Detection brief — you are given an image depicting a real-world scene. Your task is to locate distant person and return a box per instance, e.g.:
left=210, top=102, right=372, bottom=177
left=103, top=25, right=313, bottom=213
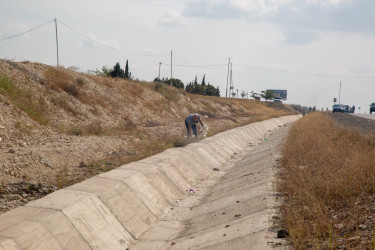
left=185, top=113, right=205, bottom=138
left=352, top=105, right=355, bottom=113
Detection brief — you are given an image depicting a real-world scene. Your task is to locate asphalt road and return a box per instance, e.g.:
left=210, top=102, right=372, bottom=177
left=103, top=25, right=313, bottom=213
left=352, top=113, right=375, bottom=121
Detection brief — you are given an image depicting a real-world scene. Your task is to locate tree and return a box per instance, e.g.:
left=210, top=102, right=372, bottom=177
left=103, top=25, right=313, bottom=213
left=166, top=78, right=184, bottom=89
left=241, top=91, right=246, bottom=98
left=215, top=87, right=220, bottom=97
left=185, top=76, right=220, bottom=96
left=193, top=84, right=205, bottom=94
left=101, top=66, right=111, bottom=76
left=186, top=76, right=204, bottom=94
left=110, top=62, right=125, bottom=78
left=87, top=65, right=111, bottom=76
left=124, top=60, right=132, bottom=79
left=153, top=77, right=162, bottom=82
left=201, top=74, right=206, bottom=86
left=260, top=90, right=275, bottom=101
left=205, top=84, right=217, bottom=96
left=185, top=82, right=194, bottom=93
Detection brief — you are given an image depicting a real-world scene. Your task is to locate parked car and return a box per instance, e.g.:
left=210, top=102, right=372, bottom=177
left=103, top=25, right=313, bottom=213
left=332, top=104, right=345, bottom=113
left=273, top=97, right=282, bottom=103
left=370, top=103, right=375, bottom=114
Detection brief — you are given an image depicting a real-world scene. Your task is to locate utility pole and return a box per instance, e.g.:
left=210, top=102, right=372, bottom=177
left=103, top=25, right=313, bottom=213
left=54, top=18, right=59, bottom=67
left=229, top=63, right=233, bottom=97
left=158, top=62, right=162, bottom=79
left=170, top=50, right=173, bottom=79
left=339, top=81, right=342, bottom=104
left=226, top=58, right=230, bottom=98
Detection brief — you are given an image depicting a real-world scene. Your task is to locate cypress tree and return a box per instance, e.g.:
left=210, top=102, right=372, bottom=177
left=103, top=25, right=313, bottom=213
left=124, top=60, right=129, bottom=79
left=201, top=74, right=206, bottom=86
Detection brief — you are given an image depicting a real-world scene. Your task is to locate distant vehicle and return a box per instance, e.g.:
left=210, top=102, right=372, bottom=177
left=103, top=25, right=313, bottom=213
left=273, top=97, right=282, bottom=103
left=332, top=104, right=345, bottom=113
left=370, top=103, right=375, bottom=114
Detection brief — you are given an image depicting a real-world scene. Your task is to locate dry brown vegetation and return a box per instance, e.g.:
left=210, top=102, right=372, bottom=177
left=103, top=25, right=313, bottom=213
left=278, top=112, right=375, bottom=249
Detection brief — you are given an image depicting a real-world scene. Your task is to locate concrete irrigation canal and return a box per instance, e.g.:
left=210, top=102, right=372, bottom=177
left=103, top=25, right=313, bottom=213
left=0, top=115, right=300, bottom=250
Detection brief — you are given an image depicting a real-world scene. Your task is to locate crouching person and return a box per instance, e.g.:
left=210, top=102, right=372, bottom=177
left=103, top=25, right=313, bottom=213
left=185, top=113, right=205, bottom=138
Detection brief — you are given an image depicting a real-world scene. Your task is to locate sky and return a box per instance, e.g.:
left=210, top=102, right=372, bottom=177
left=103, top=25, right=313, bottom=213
left=1, top=0, right=375, bottom=112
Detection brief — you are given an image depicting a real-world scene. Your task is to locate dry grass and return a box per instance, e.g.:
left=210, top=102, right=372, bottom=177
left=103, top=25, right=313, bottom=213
left=56, top=133, right=184, bottom=188
left=45, top=68, right=106, bottom=107
left=154, top=82, right=182, bottom=102
left=0, top=75, right=49, bottom=126
left=45, top=68, right=80, bottom=97
left=278, top=112, right=375, bottom=249
left=51, top=96, right=79, bottom=116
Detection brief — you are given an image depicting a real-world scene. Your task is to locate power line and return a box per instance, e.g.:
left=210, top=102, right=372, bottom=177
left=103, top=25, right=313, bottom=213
left=173, top=54, right=194, bottom=66
left=132, top=63, right=159, bottom=72
left=233, top=63, right=375, bottom=79
left=56, top=19, right=169, bottom=57
left=2, top=19, right=375, bottom=82
left=0, top=19, right=54, bottom=42
left=169, top=52, right=228, bottom=69
left=162, top=62, right=227, bottom=68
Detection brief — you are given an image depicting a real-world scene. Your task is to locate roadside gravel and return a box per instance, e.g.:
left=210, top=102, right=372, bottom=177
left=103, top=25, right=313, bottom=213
left=327, top=113, right=375, bottom=139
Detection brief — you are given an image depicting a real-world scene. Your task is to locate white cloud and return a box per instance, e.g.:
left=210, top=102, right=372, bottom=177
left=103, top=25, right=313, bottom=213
left=182, top=0, right=375, bottom=45
left=289, top=7, right=301, bottom=12
left=348, top=63, right=375, bottom=75
left=81, top=34, right=120, bottom=50
left=183, top=0, right=287, bottom=19
left=159, top=11, right=187, bottom=28
left=142, top=48, right=159, bottom=56
left=306, top=0, right=352, bottom=7
left=282, top=27, right=320, bottom=44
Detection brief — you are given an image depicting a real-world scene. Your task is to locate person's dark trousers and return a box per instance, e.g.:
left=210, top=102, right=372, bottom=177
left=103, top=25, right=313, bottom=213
left=185, top=120, right=197, bottom=137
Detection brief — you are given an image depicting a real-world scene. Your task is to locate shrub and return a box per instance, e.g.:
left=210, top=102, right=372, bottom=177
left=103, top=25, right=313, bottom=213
left=155, top=82, right=164, bottom=91
left=166, top=78, right=184, bottom=89
left=63, top=83, right=79, bottom=97
left=45, top=68, right=80, bottom=97
left=75, top=77, right=85, bottom=86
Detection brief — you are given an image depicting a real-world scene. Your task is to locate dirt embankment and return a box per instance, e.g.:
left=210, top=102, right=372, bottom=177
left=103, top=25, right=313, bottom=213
left=0, top=59, right=297, bottom=214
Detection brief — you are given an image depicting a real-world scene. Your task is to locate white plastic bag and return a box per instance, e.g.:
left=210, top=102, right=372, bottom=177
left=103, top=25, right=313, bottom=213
left=200, top=126, right=208, bottom=138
